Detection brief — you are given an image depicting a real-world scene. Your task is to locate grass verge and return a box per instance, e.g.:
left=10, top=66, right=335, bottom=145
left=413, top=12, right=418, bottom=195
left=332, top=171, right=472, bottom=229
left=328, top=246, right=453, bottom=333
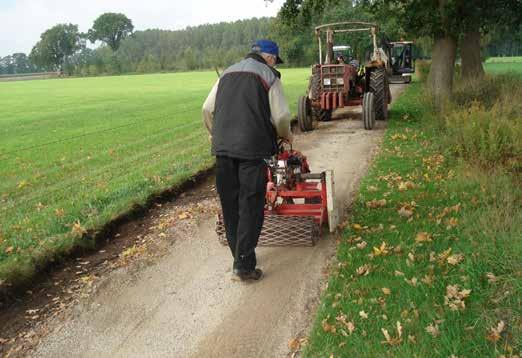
left=304, top=82, right=521, bottom=357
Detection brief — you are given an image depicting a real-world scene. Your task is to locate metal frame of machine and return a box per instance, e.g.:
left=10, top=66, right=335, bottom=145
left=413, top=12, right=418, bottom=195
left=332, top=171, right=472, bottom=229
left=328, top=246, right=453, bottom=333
left=216, top=143, right=337, bottom=247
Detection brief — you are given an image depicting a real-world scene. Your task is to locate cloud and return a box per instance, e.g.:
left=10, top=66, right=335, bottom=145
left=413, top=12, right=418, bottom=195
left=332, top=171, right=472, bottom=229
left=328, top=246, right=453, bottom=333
left=0, top=0, right=284, bottom=56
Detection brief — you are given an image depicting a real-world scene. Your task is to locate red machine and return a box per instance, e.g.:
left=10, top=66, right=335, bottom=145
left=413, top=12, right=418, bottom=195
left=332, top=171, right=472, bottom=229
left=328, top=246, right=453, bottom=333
left=216, top=142, right=337, bottom=246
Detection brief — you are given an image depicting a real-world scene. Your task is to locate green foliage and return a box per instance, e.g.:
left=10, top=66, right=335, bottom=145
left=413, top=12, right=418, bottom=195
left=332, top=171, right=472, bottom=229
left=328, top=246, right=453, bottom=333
left=415, top=59, right=431, bottom=82
left=444, top=74, right=522, bottom=172
left=88, top=13, right=134, bottom=51
left=29, top=24, right=83, bottom=70
left=73, top=18, right=274, bottom=75
left=0, top=53, right=41, bottom=75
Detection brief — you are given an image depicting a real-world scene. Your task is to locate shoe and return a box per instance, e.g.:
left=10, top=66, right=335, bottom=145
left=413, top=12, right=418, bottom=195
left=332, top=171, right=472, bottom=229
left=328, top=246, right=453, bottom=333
left=232, top=268, right=263, bottom=282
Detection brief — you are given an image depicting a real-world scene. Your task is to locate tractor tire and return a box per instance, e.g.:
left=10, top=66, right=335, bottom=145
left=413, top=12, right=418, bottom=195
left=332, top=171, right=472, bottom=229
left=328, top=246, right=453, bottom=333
left=362, top=92, right=376, bottom=130
left=298, top=96, right=313, bottom=132
left=310, top=68, right=321, bottom=101
left=370, top=68, right=389, bottom=121
left=313, top=108, right=332, bottom=122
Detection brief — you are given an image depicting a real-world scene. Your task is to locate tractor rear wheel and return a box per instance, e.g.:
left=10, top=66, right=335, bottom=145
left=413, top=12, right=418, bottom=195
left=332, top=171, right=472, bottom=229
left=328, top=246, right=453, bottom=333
left=362, top=92, right=376, bottom=130
left=370, top=68, right=389, bottom=121
left=298, top=96, right=313, bottom=132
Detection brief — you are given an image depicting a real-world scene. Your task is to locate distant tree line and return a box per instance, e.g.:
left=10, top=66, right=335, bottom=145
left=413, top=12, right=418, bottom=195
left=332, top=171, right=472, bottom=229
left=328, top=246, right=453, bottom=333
left=1, top=5, right=521, bottom=77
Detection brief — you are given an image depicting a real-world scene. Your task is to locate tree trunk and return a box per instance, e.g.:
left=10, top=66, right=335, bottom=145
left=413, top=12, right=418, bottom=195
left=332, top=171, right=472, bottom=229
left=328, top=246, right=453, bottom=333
left=428, top=35, right=457, bottom=107
left=461, top=30, right=484, bottom=81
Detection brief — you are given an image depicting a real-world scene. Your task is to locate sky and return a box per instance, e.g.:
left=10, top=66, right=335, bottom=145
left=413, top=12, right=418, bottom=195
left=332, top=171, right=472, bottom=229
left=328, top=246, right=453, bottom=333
left=0, top=0, right=286, bottom=57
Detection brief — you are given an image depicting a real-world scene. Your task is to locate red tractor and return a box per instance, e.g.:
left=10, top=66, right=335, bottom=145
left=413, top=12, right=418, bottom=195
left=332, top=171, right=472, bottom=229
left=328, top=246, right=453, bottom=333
left=297, top=22, right=391, bottom=131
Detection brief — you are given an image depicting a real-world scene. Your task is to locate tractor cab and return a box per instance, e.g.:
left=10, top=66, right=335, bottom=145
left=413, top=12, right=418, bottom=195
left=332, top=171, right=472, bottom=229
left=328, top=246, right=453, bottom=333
left=390, top=41, right=414, bottom=83
left=333, top=45, right=351, bottom=64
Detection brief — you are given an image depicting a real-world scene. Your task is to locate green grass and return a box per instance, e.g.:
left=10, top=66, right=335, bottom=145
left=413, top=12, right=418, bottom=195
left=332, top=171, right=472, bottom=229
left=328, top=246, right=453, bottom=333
left=0, top=68, right=309, bottom=284
left=484, top=56, right=522, bottom=74
left=304, top=82, right=521, bottom=357
left=486, top=56, right=522, bottom=63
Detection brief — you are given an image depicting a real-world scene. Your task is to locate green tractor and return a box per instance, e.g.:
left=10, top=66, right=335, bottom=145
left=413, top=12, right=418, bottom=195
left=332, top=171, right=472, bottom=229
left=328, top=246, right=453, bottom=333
left=297, top=22, right=391, bottom=132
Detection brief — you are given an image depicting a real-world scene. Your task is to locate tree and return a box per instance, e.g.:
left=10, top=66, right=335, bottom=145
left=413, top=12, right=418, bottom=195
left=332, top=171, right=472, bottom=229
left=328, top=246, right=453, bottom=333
left=29, top=24, right=83, bottom=70
left=88, top=13, right=134, bottom=51
left=459, top=0, right=522, bottom=80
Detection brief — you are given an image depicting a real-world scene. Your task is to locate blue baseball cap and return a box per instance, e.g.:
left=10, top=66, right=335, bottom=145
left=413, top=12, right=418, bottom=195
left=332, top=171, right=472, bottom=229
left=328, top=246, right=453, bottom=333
left=252, top=39, right=284, bottom=64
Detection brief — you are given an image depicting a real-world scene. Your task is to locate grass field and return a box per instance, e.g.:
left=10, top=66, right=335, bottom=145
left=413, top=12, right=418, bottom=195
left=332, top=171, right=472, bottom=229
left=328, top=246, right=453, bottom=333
left=485, top=56, right=522, bottom=74
left=0, top=68, right=309, bottom=284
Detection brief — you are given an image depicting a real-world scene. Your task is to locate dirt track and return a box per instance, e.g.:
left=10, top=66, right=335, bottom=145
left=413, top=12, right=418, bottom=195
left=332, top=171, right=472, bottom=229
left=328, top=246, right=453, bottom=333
left=32, top=84, right=406, bottom=357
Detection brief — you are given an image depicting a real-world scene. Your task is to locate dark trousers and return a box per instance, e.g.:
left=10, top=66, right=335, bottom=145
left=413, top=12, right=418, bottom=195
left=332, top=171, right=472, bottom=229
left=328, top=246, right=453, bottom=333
left=216, top=156, right=267, bottom=271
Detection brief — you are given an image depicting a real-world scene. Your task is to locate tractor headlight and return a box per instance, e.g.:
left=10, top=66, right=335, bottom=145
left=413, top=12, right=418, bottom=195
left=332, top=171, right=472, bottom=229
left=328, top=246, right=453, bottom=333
left=337, top=78, right=344, bottom=85
left=323, top=78, right=331, bottom=86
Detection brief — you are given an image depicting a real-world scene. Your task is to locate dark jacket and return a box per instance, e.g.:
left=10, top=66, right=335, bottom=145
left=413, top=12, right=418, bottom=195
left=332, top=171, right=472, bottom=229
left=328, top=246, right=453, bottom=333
left=202, top=53, right=291, bottom=160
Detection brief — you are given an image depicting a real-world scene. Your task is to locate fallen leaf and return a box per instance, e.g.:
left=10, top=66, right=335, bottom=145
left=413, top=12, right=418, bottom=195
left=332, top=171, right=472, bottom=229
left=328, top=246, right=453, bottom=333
left=408, top=335, right=416, bottom=343
left=421, top=274, right=434, bottom=285
left=486, top=272, right=497, bottom=283
left=352, top=223, right=362, bottom=231
left=359, top=310, right=368, bottom=319
left=335, top=313, right=355, bottom=335
left=366, top=199, right=387, bottom=209
left=178, top=212, right=190, bottom=220
left=447, top=254, right=464, bottom=266
left=322, top=318, right=336, bottom=333
left=17, top=180, right=29, bottom=189
left=356, top=264, right=370, bottom=276
left=415, top=232, right=432, bottom=243
left=444, top=284, right=471, bottom=311
left=373, top=241, right=390, bottom=256
left=71, top=221, right=86, bottom=236
left=347, top=321, right=355, bottom=334
left=356, top=241, right=368, bottom=250
left=5, top=246, right=14, bottom=254
left=288, top=338, right=300, bottom=351
left=382, top=287, right=391, bottom=295
left=381, top=321, right=403, bottom=345
left=486, top=320, right=505, bottom=342
left=394, top=270, right=405, bottom=277
left=398, top=181, right=415, bottom=191
left=405, top=277, right=418, bottom=287
left=438, top=248, right=452, bottom=265
left=426, top=323, right=440, bottom=337
left=398, top=206, right=414, bottom=218
left=55, top=208, right=65, bottom=218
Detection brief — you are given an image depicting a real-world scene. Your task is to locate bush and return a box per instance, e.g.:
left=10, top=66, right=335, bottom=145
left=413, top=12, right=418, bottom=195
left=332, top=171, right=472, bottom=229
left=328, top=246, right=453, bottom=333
left=452, top=73, right=522, bottom=108
left=415, top=59, right=431, bottom=82
left=444, top=97, right=521, bottom=173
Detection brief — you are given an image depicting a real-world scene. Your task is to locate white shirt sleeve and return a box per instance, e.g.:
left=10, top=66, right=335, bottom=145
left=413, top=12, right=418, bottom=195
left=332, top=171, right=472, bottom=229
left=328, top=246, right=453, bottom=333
left=268, top=78, right=292, bottom=141
left=202, top=79, right=219, bottom=134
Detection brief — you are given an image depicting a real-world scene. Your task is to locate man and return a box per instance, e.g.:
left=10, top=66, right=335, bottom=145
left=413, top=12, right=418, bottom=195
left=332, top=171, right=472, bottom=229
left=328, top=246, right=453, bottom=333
left=202, top=39, right=292, bottom=282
